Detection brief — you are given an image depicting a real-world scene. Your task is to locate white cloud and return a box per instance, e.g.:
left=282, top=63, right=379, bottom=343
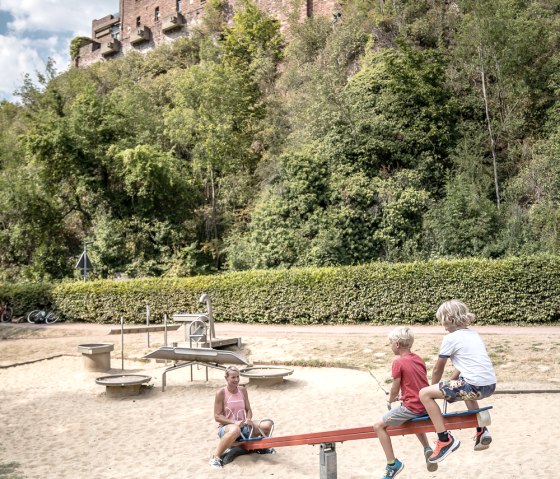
left=0, top=0, right=117, bottom=102
left=0, top=0, right=117, bottom=34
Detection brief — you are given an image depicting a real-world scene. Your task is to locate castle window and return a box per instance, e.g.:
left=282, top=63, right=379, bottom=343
left=177, top=0, right=182, bottom=12
left=110, top=23, right=120, bottom=40
left=136, top=16, right=141, bottom=27
left=155, top=7, right=160, bottom=22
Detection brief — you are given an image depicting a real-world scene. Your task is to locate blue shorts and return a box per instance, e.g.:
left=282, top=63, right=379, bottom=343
left=439, top=378, right=496, bottom=403
left=218, top=424, right=252, bottom=440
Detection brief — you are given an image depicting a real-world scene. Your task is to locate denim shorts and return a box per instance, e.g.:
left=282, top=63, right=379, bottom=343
left=439, top=378, right=496, bottom=403
left=218, top=424, right=252, bottom=440
left=382, top=404, right=427, bottom=427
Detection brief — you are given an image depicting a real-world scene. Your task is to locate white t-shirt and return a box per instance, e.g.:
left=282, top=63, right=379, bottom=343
left=439, top=328, right=497, bottom=387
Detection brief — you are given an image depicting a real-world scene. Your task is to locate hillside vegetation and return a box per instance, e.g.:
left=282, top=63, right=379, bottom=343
left=1, top=0, right=560, bottom=282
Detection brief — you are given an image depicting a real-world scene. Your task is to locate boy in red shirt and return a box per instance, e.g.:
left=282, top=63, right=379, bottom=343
left=373, top=327, right=436, bottom=479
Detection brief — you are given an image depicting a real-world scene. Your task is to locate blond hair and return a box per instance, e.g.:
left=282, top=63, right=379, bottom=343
left=225, top=366, right=239, bottom=378
left=388, top=326, right=415, bottom=349
left=436, top=300, right=475, bottom=327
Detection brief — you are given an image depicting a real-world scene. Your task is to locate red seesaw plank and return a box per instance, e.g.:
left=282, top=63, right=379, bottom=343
left=240, top=407, right=491, bottom=451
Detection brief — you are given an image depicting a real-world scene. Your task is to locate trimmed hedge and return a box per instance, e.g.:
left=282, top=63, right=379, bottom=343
left=1, top=255, right=559, bottom=325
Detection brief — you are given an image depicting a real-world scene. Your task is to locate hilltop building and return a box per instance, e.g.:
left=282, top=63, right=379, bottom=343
left=76, top=0, right=338, bottom=67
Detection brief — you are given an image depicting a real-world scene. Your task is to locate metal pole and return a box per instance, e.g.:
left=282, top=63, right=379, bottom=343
left=121, top=316, right=124, bottom=371
left=83, top=241, right=87, bottom=282
left=320, top=443, right=337, bottom=479
left=146, top=304, right=150, bottom=348
left=206, top=295, right=215, bottom=339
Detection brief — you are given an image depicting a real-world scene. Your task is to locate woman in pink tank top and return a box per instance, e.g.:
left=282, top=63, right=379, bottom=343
left=209, top=366, right=274, bottom=468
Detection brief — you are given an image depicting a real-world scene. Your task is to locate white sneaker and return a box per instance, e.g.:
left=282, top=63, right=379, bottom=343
left=209, top=456, right=223, bottom=468
left=474, top=427, right=492, bottom=451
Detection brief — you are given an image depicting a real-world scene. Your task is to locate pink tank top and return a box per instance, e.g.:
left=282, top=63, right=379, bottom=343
left=221, top=387, right=246, bottom=425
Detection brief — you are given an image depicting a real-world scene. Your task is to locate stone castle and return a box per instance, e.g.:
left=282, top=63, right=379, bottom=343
left=76, top=0, right=338, bottom=67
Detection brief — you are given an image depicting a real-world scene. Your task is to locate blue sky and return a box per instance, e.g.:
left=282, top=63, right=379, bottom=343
left=0, top=0, right=118, bottom=102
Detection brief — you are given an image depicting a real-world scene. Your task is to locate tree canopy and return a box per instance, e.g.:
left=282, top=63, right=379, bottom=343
left=2, top=0, right=560, bottom=281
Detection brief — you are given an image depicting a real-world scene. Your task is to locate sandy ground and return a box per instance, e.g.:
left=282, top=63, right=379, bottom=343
left=1, top=321, right=560, bottom=479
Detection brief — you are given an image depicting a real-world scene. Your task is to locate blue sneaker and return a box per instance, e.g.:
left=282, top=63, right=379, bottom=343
left=424, top=447, right=438, bottom=472
left=381, top=458, right=404, bottom=479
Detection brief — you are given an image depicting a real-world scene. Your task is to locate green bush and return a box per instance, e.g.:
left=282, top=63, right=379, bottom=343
left=1, top=255, right=558, bottom=325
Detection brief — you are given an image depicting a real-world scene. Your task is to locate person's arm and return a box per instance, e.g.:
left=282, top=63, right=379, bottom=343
left=388, top=376, right=401, bottom=404
left=213, top=388, right=228, bottom=424
left=431, top=357, right=448, bottom=385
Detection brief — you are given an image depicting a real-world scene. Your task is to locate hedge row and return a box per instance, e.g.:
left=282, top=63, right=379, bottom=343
left=1, top=255, right=558, bottom=325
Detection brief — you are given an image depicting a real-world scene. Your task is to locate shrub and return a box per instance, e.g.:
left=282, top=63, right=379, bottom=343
left=1, top=255, right=558, bottom=325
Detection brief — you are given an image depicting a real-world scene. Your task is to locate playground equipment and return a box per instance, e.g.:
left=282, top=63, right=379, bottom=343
left=238, top=366, right=294, bottom=385
left=144, top=346, right=249, bottom=390
left=172, top=293, right=241, bottom=349
left=95, top=374, right=152, bottom=397
left=77, top=343, right=114, bottom=372
left=237, top=406, right=493, bottom=479
left=144, top=346, right=294, bottom=390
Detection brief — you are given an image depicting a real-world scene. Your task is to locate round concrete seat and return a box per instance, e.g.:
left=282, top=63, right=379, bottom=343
left=96, top=374, right=152, bottom=397
left=239, top=366, right=294, bottom=385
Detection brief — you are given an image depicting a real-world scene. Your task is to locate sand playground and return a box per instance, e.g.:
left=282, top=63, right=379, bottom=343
left=1, top=321, right=560, bottom=479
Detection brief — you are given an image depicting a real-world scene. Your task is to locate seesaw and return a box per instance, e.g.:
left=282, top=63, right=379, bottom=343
left=237, top=406, right=492, bottom=478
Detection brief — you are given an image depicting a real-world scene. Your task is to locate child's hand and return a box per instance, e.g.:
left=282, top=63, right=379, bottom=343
left=386, top=401, right=392, bottom=411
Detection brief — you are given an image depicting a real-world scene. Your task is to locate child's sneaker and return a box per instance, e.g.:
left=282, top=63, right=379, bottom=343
left=428, top=433, right=460, bottom=463
left=423, top=447, right=438, bottom=472
left=381, top=458, right=404, bottom=479
left=474, top=427, right=492, bottom=451
left=209, top=456, right=223, bottom=468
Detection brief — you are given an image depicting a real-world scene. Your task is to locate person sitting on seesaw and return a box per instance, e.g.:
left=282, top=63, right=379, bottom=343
left=209, top=365, right=275, bottom=468
left=419, top=300, right=496, bottom=464
left=373, top=326, right=438, bottom=479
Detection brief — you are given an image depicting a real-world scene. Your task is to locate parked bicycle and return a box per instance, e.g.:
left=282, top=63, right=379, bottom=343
left=27, top=309, right=59, bottom=324
left=0, top=302, right=13, bottom=323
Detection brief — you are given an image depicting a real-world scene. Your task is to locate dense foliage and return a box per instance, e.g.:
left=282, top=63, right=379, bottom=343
left=1, top=0, right=560, bottom=281
left=1, top=256, right=557, bottom=324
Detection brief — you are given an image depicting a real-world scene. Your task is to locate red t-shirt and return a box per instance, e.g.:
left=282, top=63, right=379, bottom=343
left=392, top=352, right=429, bottom=414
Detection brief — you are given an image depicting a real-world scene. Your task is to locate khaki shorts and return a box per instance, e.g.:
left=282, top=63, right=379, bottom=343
left=382, top=404, right=427, bottom=427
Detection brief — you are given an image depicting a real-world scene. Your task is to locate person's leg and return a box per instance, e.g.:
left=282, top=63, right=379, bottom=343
left=415, top=433, right=438, bottom=472
left=419, top=384, right=460, bottom=463
left=374, top=407, right=415, bottom=479
left=213, top=424, right=241, bottom=458
left=464, top=398, right=479, bottom=410
left=251, top=419, right=276, bottom=455
left=415, top=432, right=429, bottom=449
left=253, top=419, right=273, bottom=437
left=465, top=394, right=492, bottom=451
left=374, top=421, right=396, bottom=462
left=419, top=385, right=446, bottom=432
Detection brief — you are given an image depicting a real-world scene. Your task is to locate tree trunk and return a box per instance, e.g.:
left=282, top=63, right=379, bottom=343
left=479, top=46, right=500, bottom=208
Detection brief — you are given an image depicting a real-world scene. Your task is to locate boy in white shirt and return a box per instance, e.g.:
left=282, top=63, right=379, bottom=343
left=419, top=300, right=497, bottom=464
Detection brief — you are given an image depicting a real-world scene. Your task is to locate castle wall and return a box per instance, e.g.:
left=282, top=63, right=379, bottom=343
left=75, top=0, right=337, bottom=67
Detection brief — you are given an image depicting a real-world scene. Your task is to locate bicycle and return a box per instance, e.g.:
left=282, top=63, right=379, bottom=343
left=0, top=302, right=13, bottom=323
left=27, top=309, right=59, bottom=324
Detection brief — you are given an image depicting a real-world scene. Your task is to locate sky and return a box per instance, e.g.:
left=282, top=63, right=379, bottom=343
left=0, top=0, right=118, bottom=102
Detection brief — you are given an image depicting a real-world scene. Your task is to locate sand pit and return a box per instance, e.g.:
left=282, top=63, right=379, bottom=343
left=1, top=322, right=559, bottom=478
